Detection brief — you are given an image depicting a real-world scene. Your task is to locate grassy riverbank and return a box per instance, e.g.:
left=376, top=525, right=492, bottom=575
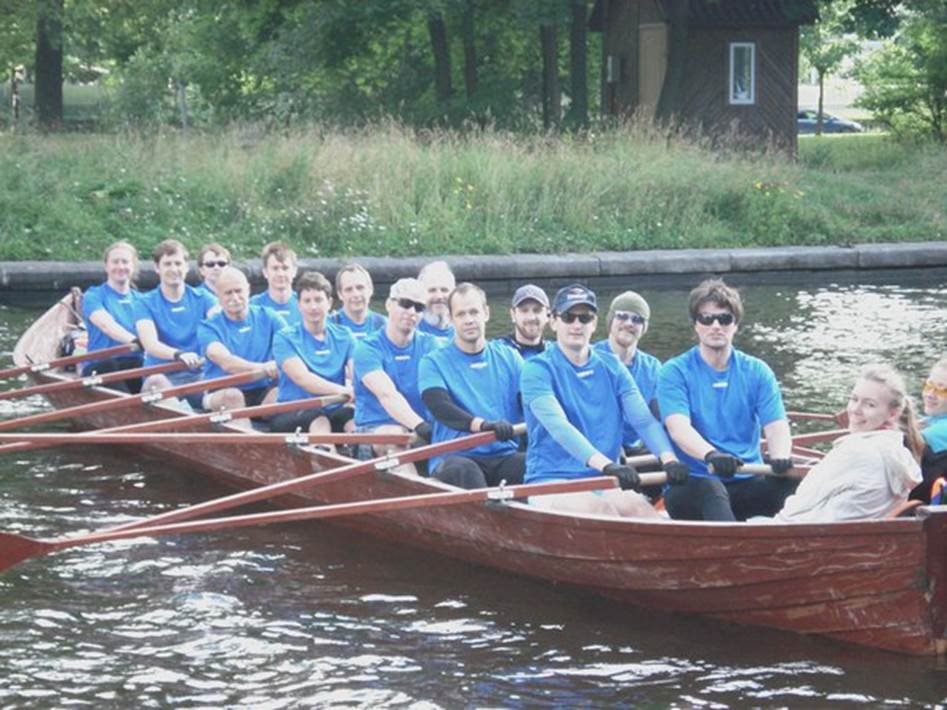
left=1, top=126, right=943, bottom=261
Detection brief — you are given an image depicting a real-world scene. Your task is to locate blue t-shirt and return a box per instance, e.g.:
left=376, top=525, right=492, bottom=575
left=250, top=291, right=300, bottom=327
left=329, top=309, right=387, bottom=340
left=194, top=282, right=218, bottom=301
left=353, top=330, right=445, bottom=428
left=497, top=334, right=551, bottom=360
left=419, top=340, right=524, bottom=472
left=521, top=346, right=638, bottom=483
left=657, top=346, right=786, bottom=479
left=417, top=319, right=454, bottom=339
left=923, top=413, right=947, bottom=455
left=82, top=282, right=142, bottom=362
left=198, top=305, right=284, bottom=390
left=134, top=285, right=217, bottom=367
left=274, top=321, right=354, bottom=405
left=592, top=340, right=662, bottom=447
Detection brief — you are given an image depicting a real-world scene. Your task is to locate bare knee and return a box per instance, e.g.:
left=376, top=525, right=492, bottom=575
left=205, top=388, right=245, bottom=411
left=142, top=374, right=172, bottom=392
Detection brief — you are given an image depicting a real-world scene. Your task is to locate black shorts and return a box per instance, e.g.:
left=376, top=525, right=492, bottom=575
left=81, top=355, right=144, bottom=394
left=268, top=405, right=354, bottom=433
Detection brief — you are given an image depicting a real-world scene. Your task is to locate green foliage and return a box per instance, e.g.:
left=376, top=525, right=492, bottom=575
left=855, top=5, right=947, bottom=142
left=0, top=127, right=942, bottom=262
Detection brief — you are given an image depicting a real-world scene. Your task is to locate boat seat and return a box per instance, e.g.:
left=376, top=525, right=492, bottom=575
left=886, top=499, right=923, bottom=518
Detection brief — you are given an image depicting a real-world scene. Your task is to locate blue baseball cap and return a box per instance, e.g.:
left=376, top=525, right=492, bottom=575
left=552, top=283, right=597, bottom=314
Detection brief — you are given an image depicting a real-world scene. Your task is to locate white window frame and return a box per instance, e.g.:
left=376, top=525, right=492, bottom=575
left=728, top=42, right=756, bottom=105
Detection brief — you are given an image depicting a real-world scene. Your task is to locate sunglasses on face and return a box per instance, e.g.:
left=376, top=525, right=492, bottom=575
left=203, top=260, right=229, bottom=268
left=559, top=312, right=595, bottom=325
left=396, top=297, right=426, bottom=313
left=923, top=380, right=947, bottom=398
left=694, top=312, right=735, bottom=327
left=614, top=311, right=646, bottom=325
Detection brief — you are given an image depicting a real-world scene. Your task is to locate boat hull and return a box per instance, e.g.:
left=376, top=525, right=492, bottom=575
left=10, top=294, right=947, bottom=656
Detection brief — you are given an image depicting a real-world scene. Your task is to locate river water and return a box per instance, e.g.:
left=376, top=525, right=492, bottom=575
left=2, top=270, right=947, bottom=707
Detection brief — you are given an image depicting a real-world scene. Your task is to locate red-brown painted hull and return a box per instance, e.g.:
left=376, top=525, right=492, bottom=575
left=11, top=295, right=947, bottom=656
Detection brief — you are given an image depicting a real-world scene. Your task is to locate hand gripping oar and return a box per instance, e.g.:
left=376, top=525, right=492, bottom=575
left=0, top=359, right=188, bottom=402
left=0, top=342, right=139, bottom=381
left=0, top=394, right=349, bottom=456
left=0, top=476, right=618, bottom=573
left=0, top=370, right=264, bottom=432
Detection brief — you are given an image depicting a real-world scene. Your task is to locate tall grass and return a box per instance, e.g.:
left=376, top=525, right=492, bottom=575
left=0, top=125, right=943, bottom=261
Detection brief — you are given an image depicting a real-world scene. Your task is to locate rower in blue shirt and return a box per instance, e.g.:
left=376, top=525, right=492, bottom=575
left=497, top=284, right=553, bottom=360
left=328, top=263, right=387, bottom=340
left=417, top=260, right=455, bottom=338
left=197, top=266, right=284, bottom=418
left=81, top=240, right=143, bottom=391
left=592, top=291, right=662, bottom=454
left=134, top=239, right=217, bottom=398
left=657, top=278, right=796, bottom=521
left=353, top=277, right=446, bottom=462
left=520, top=284, right=687, bottom=518
left=271, top=271, right=356, bottom=437
left=419, top=282, right=525, bottom=489
left=250, top=241, right=300, bottom=326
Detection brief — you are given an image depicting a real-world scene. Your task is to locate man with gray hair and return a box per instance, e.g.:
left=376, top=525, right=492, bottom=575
left=593, top=291, right=662, bottom=453
left=417, top=260, right=456, bottom=338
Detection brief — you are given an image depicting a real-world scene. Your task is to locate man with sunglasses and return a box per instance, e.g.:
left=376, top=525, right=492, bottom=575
left=195, top=242, right=231, bottom=300
left=657, top=278, right=796, bottom=521
left=419, top=282, right=525, bottom=489
left=353, top=278, right=447, bottom=460
left=593, top=291, right=661, bottom=455
left=520, top=284, right=688, bottom=517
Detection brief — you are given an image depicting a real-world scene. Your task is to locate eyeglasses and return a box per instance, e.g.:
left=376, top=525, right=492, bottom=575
left=923, top=380, right=947, bottom=398
left=396, top=297, right=426, bottom=313
left=203, top=260, right=229, bottom=268
left=694, top=312, right=735, bottom=327
left=559, top=312, right=595, bottom=324
left=614, top=311, right=646, bottom=325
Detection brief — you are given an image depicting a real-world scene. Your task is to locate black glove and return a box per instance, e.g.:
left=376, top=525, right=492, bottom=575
left=769, top=458, right=794, bottom=475
left=704, top=449, right=743, bottom=477
left=414, top=421, right=433, bottom=444
left=662, top=460, right=690, bottom=485
left=481, top=419, right=516, bottom=441
left=603, top=462, right=641, bottom=491
left=129, top=336, right=142, bottom=350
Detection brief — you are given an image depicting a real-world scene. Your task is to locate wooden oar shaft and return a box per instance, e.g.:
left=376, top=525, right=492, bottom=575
left=0, top=370, right=262, bottom=433
left=109, top=427, right=519, bottom=533
left=0, top=432, right=411, bottom=446
left=0, top=360, right=187, bottom=402
left=0, top=342, right=137, bottom=380
left=47, top=477, right=618, bottom=554
left=787, top=411, right=838, bottom=421
left=792, top=428, right=849, bottom=446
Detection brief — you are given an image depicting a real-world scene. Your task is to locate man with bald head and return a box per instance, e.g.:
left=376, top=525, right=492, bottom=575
left=417, top=260, right=456, bottom=338
left=197, top=266, right=285, bottom=414
left=593, top=291, right=662, bottom=454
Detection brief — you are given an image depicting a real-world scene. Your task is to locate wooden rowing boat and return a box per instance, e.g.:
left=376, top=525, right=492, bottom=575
left=10, top=293, right=947, bottom=656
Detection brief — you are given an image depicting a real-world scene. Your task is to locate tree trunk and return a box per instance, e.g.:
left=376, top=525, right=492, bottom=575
left=816, top=70, right=824, bottom=136
left=11, top=68, right=21, bottom=125
left=34, top=0, right=64, bottom=130
left=568, top=0, right=588, bottom=127
left=427, top=12, right=453, bottom=104
left=540, top=23, right=561, bottom=129
left=655, top=0, right=687, bottom=123
left=461, top=0, right=478, bottom=99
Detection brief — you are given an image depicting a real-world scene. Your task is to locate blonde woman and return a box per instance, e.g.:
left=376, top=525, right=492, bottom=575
left=774, top=364, right=923, bottom=523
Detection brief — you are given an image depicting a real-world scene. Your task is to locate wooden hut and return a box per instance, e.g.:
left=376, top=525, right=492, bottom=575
left=590, top=0, right=818, bottom=150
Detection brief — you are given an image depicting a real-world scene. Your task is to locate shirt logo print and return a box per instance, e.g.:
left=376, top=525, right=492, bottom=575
left=577, top=369, right=594, bottom=379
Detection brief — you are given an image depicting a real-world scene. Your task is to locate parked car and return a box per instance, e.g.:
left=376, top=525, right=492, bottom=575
left=797, top=109, right=863, bottom=134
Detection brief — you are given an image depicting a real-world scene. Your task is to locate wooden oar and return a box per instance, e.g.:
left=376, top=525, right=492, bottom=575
left=787, top=410, right=839, bottom=422
left=0, top=394, right=351, bottom=457
left=0, top=370, right=263, bottom=432
left=791, top=428, right=849, bottom=446
left=0, top=360, right=188, bottom=402
left=0, top=432, right=412, bottom=446
left=0, top=342, right=138, bottom=380
left=0, top=477, right=618, bottom=573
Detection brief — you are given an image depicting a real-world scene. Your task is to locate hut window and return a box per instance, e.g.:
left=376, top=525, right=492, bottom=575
left=729, top=42, right=755, bottom=105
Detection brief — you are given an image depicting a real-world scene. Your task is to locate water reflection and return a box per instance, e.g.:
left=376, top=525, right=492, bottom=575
left=2, top=278, right=947, bottom=707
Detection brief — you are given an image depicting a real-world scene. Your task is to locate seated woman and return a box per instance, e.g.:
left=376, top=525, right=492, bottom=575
left=81, top=240, right=143, bottom=393
left=269, top=272, right=355, bottom=439
left=774, top=364, right=923, bottom=523
left=910, top=357, right=947, bottom=502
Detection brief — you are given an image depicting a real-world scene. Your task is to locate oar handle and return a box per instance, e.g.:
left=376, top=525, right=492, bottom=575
left=0, top=342, right=139, bottom=380
left=0, top=359, right=187, bottom=402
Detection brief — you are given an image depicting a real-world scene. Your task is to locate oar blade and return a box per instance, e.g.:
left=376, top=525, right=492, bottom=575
left=0, top=532, right=51, bottom=572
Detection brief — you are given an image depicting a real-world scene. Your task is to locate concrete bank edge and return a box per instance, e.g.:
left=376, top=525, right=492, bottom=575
left=0, top=241, right=944, bottom=295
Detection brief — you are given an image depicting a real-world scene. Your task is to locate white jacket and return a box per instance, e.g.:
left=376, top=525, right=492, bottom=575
left=775, top=430, right=922, bottom=523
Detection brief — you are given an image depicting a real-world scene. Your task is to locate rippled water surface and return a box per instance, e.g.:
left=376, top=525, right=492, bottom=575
left=2, top=272, right=947, bottom=708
